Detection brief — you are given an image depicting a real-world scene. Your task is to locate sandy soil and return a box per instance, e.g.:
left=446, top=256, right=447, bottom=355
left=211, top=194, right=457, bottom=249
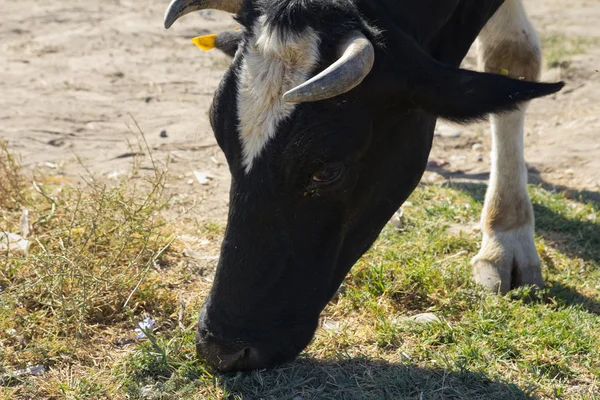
left=1, top=0, right=599, bottom=223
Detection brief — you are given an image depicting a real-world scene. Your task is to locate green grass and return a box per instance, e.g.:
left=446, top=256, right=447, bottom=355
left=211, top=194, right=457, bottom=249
left=1, top=143, right=599, bottom=399
left=119, top=185, right=600, bottom=399
left=541, top=34, right=599, bottom=68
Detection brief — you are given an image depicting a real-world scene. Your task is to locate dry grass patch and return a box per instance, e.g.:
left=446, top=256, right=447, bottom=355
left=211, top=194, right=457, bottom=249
left=0, top=144, right=191, bottom=398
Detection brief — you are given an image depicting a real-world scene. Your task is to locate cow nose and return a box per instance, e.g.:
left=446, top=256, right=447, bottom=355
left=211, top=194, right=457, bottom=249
left=208, top=345, right=251, bottom=372
left=196, top=328, right=257, bottom=372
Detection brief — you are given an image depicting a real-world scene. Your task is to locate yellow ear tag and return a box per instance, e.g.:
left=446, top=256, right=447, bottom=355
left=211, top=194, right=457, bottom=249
left=192, top=34, right=217, bottom=51
left=500, top=68, right=509, bottom=76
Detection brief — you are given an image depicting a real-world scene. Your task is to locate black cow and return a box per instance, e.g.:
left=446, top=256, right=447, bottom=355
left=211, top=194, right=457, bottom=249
left=164, top=0, right=563, bottom=372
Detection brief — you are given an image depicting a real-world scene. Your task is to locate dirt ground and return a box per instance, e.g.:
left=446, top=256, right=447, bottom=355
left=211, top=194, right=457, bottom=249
left=1, top=0, right=599, bottom=224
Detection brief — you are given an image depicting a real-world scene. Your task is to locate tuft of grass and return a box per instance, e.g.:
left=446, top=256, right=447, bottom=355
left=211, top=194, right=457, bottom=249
left=0, top=145, right=182, bottom=398
left=541, top=33, right=599, bottom=68
left=0, top=142, right=24, bottom=211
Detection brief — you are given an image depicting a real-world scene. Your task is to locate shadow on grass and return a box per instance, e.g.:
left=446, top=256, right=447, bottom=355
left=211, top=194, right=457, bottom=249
left=430, top=166, right=600, bottom=315
left=433, top=170, right=600, bottom=268
left=221, top=358, right=531, bottom=400
left=429, top=164, right=600, bottom=204
left=533, top=202, right=600, bottom=265
left=545, top=281, right=600, bottom=315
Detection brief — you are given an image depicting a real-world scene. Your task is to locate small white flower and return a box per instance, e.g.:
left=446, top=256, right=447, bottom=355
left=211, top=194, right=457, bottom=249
left=135, top=317, right=156, bottom=340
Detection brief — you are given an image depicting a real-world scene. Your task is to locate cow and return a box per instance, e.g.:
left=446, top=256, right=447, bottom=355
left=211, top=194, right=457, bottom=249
left=164, top=0, right=564, bottom=372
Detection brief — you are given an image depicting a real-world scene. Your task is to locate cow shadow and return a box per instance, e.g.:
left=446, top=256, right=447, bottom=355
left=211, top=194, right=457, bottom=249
left=427, top=165, right=600, bottom=314
left=430, top=165, right=600, bottom=268
left=220, top=358, right=531, bottom=400
left=543, top=280, right=600, bottom=315
left=430, top=163, right=600, bottom=200
left=429, top=164, right=600, bottom=203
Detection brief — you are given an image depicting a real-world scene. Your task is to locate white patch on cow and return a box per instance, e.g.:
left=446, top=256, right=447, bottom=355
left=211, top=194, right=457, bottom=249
left=479, top=0, right=538, bottom=43
left=472, top=110, right=542, bottom=293
left=237, top=17, right=321, bottom=173
left=471, top=0, right=544, bottom=292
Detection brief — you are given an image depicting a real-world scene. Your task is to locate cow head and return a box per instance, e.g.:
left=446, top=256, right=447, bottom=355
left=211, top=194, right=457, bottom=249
left=164, top=0, right=563, bottom=372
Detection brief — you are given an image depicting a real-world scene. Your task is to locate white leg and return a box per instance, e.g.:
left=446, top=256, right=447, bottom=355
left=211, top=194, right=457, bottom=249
left=472, top=0, right=544, bottom=293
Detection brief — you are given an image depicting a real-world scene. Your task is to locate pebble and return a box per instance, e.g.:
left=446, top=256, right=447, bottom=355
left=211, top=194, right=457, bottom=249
left=389, top=209, right=404, bottom=230
left=427, top=159, right=449, bottom=168
left=194, top=171, right=214, bottom=185
left=322, top=320, right=341, bottom=332
left=471, top=143, right=483, bottom=151
left=160, top=129, right=168, bottom=138
left=13, top=365, right=45, bottom=378
left=424, top=171, right=445, bottom=183
left=410, top=313, right=441, bottom=324
left=434, top=124, right=462, bottom=138
left=475, top=152, right=484, bottom=162
left=107, top=170, right=127, bottom=179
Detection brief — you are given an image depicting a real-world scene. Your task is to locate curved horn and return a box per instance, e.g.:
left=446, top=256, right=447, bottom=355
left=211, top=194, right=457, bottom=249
left=283, top=31, right=375, bottom=103
left=164, top=0, right=242, bottom=29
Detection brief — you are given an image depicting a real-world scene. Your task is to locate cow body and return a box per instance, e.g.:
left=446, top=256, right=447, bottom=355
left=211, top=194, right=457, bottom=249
left=164, top=0, right=563, bottom=372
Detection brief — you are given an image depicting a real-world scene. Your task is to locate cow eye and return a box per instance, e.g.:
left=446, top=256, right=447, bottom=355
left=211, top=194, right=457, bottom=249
left=311, top=163, right=345, bottom=185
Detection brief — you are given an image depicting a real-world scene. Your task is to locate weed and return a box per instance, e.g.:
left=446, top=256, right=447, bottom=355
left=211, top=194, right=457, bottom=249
left=0, top=141, right=24, bottom=211
left=0, top=144, right=180, bottom=398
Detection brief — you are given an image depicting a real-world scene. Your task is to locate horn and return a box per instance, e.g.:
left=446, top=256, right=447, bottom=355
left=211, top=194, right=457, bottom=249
left=283, top=31, right=375, bottom=103
left=164, top=0, right=242, bottom=29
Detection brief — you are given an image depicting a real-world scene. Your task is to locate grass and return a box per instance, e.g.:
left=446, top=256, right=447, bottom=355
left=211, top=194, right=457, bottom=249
left=0, top=142, right=183, bottom=398
left=540, top=33, right=599, bottom=69
left=1, top=142, right=599, bottom=399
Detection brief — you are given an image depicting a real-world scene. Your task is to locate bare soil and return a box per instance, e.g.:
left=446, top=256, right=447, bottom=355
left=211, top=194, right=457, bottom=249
left=2, top=0, right=599, bottom=224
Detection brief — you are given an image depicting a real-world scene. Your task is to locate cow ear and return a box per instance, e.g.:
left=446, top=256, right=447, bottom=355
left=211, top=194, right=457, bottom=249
left=192, top=30, right=244, bottom=58
left=411, top=65, right=564, bottom=123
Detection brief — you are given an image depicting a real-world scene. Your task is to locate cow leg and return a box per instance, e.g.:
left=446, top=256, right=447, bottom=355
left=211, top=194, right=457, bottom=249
left=471, top=0, right=544, bottom=294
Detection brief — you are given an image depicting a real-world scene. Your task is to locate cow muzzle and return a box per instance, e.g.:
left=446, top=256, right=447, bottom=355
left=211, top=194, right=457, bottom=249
left=196, top=330, right=258, bottom=372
